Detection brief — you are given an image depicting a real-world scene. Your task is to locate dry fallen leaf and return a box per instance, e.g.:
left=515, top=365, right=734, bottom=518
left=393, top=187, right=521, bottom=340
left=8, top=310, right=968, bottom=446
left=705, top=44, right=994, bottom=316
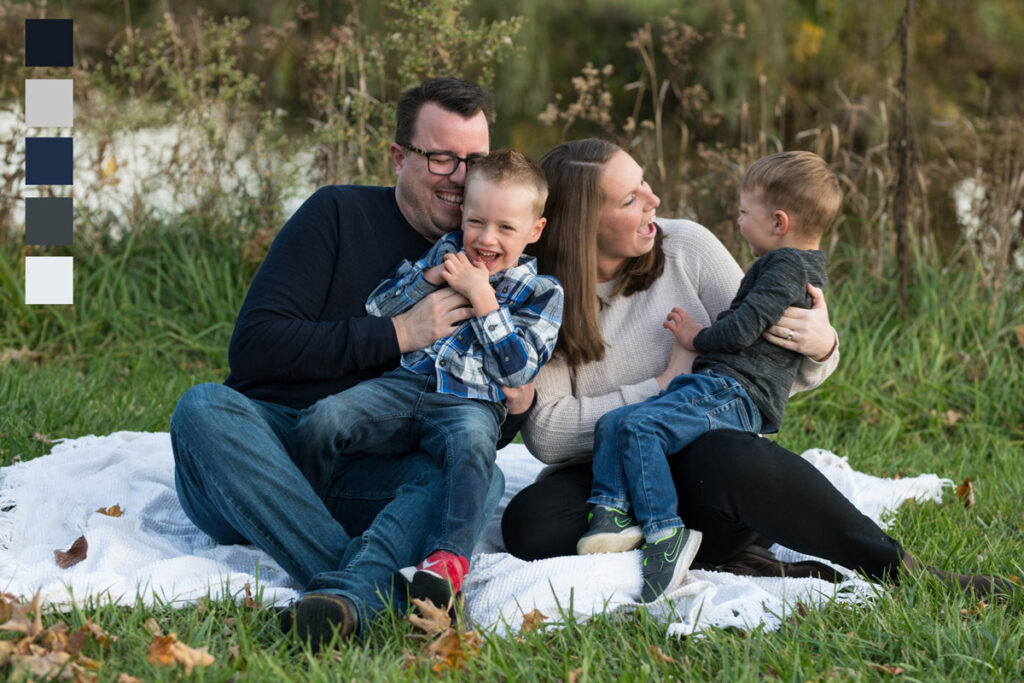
left=243, top=581, right=257, bottom=609
left=0, top=590, right=44, bottom=638
left=931, top=409, right=963, bottom=426
left=96, top=504, right=124, bottom=517
left=147, top=632, right=215, bottom=675
left=54, top=535, right=88, bottom=569
left=1, top=347, right=44, bottom=365
left=648, top=644, right=676, bottom=664
left=117, top=674, right=142, bottom=683
left=407, top=597, right=451, bottom=636
left=956, top=477, right=975, bottom=508
left=867, top=662, right=905, bottom=675
left=143, top=617, right=163, bottom=637
left=1015, top=325, right=1024, bottom=351
left=8, top=651, right=72, bottom=680
left=424, top=628, right=481, bottom=672
left=86, top=619, right=117, bottom=644
left=38, top=622, right=89, bottom=655
left=519, top=609, right=548, bottom=634
left=568, top=667, right=585, bottom=683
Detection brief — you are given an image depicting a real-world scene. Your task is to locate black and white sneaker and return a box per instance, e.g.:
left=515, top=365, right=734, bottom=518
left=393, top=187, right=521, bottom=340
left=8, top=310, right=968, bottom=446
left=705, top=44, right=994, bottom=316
left=577, top=506, right=644, bottom=555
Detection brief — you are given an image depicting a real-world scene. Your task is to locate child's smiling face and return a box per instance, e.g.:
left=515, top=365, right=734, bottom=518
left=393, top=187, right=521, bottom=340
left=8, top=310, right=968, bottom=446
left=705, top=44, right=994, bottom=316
left=460, top=177, right=546, bottom=275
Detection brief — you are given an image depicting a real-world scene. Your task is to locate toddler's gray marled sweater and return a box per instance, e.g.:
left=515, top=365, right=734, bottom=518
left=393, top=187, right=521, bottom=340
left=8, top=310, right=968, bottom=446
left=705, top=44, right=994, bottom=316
left=692, top=247, right=827, bottom=431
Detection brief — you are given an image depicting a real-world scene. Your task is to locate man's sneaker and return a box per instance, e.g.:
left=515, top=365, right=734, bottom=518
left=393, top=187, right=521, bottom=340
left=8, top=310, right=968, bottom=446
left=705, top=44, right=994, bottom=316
left=640, top=527, right=703, bottom=603
left=577, top=506, right=643, bottom=555
left=292, top=592, right=359, bottom=651
left=399, top=550, right=469, bottom=612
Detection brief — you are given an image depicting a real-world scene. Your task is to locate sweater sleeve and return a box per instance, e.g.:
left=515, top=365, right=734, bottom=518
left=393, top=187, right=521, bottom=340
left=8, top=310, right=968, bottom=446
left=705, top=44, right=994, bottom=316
left=693, top=252, right=810, bottom=353
left=365, top=232, right=458, bottom=317
left=521, top=355, right=664, bottom=465
left=228, top=188, right=402, bottom=383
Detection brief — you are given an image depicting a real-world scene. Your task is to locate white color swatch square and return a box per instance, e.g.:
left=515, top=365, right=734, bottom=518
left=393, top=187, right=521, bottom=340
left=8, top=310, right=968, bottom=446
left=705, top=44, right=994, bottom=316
left=25, top=256, right=74, bottom=304
left=25, top=79, right=74, bottom=128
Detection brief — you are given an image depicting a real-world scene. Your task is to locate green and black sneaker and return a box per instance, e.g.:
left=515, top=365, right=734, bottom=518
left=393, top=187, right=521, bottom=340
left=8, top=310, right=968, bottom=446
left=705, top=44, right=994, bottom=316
left=640, top=527, right=703, bottom=602
left=576, top=506, right=643, bottom=554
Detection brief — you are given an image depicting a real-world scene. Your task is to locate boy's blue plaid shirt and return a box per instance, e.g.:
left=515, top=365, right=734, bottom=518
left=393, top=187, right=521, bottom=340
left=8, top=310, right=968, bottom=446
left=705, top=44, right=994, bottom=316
left=366, top=231, right=564, bottom=402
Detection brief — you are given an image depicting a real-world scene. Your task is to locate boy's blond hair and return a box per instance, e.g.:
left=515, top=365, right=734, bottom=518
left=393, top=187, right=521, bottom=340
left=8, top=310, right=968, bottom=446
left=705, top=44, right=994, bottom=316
left=741, top=151, right=842, bottom=238
left=467, top=148, right=548, bottom=219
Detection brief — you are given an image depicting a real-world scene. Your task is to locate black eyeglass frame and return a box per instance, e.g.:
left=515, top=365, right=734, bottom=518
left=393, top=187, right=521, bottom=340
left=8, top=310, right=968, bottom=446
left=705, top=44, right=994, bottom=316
left=400, top=143, right=484, bottom=176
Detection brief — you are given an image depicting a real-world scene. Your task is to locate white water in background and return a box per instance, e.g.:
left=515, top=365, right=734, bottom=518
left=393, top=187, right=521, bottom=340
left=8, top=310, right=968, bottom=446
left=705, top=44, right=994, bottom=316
left=1, top=109, right=316, bottom=237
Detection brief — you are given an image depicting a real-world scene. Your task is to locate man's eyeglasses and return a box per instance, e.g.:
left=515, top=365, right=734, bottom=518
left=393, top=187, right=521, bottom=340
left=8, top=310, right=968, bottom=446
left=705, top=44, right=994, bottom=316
left=401, top=143, right=484, bottom=176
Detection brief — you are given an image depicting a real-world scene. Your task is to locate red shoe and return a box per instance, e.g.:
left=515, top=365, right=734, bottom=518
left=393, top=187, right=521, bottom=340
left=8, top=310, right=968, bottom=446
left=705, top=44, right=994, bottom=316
left=399, top=550, right=469, bottom=612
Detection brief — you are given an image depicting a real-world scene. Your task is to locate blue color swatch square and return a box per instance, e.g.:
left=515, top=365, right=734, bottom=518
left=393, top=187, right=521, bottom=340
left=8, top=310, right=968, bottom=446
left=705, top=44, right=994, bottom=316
left=25, top=137, right=73, bottom=185
left=25, top=19, right=74, bottom=67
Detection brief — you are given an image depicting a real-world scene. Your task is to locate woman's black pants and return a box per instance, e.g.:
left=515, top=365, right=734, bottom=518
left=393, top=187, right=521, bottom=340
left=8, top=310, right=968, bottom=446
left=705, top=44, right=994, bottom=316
left=501, top=430, right=903, bottom=581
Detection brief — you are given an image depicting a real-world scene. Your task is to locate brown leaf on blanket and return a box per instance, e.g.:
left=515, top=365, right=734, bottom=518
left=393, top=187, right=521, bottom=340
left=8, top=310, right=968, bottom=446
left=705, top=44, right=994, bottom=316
left=519, top=609, right=548, bottom=634
left=96, top=504, right=124, bottom=517
left=407, top=597, right=451, bottom=636
left=54, top=535, right=88, bottom=569
left=0, top=590, right=44, bottom=637
left=956, top=477, right=975, bottom=508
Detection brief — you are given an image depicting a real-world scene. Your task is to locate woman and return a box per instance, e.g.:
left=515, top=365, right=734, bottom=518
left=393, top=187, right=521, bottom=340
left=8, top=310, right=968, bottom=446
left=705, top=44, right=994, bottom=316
left=501, top=138, right=1011, bottom=595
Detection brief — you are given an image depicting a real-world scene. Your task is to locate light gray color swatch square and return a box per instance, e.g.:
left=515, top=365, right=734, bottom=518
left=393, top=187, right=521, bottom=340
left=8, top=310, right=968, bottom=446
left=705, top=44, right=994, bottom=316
left=26, top=256, right=74, bottom=305
left=25, top=79, right=74, bottom=128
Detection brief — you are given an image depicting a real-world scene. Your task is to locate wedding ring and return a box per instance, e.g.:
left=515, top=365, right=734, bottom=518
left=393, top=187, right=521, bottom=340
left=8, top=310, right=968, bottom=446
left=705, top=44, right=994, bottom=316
left=786, top=331, right=794, bottom=340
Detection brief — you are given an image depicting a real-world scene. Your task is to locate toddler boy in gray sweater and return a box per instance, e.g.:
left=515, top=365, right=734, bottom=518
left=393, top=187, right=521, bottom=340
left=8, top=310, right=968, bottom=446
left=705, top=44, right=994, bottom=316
left=580, top=151, right=842, bottom=603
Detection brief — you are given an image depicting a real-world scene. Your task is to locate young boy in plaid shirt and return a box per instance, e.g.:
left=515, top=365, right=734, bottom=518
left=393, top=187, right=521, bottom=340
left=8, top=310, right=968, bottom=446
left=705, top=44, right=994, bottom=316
left=296, top=149, right=563, bottom=611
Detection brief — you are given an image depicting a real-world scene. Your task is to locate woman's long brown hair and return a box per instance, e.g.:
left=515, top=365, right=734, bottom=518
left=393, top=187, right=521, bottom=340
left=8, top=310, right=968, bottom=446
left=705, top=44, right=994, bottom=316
left=531, top=139, right=665, bottom=367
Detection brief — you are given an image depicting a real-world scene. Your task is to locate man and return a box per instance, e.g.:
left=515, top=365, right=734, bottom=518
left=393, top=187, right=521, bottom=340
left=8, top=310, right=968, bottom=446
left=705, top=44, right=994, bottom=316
left=170, top=78, right=529, bottom=649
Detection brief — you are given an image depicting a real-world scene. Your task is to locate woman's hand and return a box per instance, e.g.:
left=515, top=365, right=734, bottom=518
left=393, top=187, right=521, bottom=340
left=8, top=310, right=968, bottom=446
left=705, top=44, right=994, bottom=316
left=502, top=382, right=536, bottom=415
left=656, top=341, right=696, bottom=390
left=763, top=283, right=837, bottom=361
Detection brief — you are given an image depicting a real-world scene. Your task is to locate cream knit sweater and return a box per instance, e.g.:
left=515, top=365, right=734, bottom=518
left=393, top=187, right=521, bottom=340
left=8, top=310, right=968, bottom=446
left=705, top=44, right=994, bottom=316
left=521, top=219, right=839, bottom=465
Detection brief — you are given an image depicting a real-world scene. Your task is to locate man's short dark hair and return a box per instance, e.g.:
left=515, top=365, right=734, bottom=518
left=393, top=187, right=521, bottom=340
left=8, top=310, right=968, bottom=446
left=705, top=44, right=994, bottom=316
left=395, top=77, right=494, bottom=146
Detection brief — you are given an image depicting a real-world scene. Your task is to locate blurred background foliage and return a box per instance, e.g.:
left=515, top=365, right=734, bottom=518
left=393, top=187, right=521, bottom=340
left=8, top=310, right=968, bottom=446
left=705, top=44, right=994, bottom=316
left=1, top=0, right=1022, bottom=297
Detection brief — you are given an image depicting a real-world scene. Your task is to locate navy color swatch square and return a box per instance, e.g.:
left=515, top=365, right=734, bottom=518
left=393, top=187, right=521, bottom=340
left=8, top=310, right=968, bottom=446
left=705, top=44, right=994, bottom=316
left=25, top=19, right=74, bottom=67
left=25, top=137, right=73, bottom=185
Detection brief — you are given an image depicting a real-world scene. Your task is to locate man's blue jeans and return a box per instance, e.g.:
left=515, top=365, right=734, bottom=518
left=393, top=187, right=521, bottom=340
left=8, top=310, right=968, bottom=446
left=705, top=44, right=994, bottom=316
left=589, top=370, right=762, bottom=539
left=169, top=382, right=505, bottom=636
left=295, top=368, right=504, bottom=560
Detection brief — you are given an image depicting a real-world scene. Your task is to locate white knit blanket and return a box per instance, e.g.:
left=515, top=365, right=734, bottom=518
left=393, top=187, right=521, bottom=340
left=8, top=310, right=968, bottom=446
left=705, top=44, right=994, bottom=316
left=0, top=432, right=950, bottom=636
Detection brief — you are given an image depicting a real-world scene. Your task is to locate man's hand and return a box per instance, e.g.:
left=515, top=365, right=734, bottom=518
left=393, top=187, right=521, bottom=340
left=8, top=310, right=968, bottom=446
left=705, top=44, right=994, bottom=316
left=663, top=306, right=703, bottom=351
left=501, top=381, right=535, bottom=416
left=392, top=288, right=473, bottom=353
left=442, top=252, right=498, bottom=316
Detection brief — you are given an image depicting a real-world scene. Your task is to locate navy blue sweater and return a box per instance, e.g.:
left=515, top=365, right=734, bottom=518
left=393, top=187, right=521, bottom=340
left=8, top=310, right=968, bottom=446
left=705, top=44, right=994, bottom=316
left=223, top=185, right=528, bottom=445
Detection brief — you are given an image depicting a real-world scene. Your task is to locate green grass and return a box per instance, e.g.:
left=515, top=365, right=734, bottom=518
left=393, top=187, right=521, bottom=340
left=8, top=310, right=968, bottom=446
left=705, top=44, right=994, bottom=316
left=2, top=221, right=1023, bottom=681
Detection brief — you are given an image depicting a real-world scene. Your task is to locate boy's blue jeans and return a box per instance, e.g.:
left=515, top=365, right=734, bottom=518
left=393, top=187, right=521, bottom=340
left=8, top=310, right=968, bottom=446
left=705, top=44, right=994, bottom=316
left=170, top=381, right=504, bottom=637
left=295, top=367, right=505, bottom=560
left=589, top=370, right=762, bottom=539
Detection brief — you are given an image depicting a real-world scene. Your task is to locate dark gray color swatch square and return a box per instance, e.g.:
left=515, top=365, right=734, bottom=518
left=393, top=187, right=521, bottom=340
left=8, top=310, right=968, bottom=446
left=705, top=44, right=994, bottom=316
left=26, top=197, right=73, bottom=245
